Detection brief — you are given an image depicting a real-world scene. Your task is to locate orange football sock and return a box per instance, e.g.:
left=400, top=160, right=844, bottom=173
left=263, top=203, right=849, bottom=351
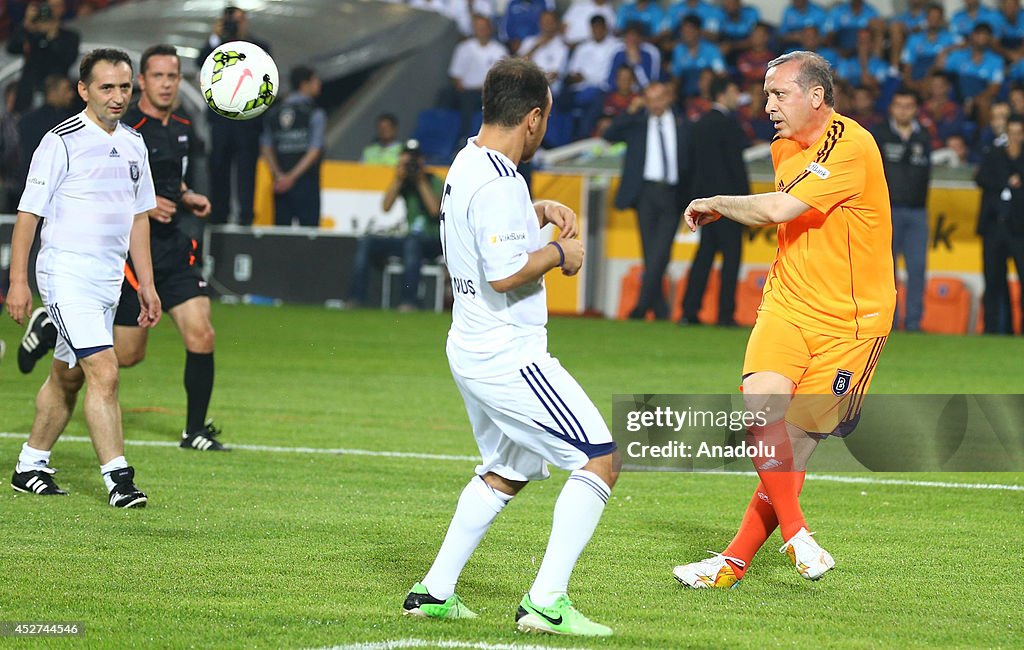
left=723, top=475, right=806, bottom=577
left=745, top=419, right=807, bottom=552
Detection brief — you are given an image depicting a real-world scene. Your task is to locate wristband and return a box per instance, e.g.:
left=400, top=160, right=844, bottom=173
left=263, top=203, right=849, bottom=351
left=548, top=241, right=565, bottom=267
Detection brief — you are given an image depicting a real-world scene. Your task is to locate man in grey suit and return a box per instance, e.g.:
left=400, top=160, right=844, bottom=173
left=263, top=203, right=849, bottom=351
left=604, top=82, right=692, bottom=320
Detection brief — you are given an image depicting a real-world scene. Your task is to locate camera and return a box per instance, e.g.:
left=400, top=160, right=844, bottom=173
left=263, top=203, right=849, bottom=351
left=401, top=139, right=423, bottom=176
left=35, top=1, right=53, bottom=22
left=222, top=8, right=239, bottom=39
left=403, top=158, right=423, bottom=176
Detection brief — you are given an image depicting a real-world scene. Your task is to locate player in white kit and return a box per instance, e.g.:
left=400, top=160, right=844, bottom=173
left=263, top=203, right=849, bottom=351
left=5, top=48, right=160, bottom=508
left=402, top=59, right=620, bottom=637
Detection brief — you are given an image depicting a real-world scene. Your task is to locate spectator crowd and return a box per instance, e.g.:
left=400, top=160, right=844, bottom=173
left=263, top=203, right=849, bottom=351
left=420, top=0, right=1024, bottom=162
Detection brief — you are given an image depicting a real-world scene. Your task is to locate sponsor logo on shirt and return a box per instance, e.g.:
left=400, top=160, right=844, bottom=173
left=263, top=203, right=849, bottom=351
left=490, top=231, right=526, bottom=244
left=27, top=177, right=45, bottom=186
left=806, top=162, right=830, bottom=179
left=109, top=147, right=120, bottom=158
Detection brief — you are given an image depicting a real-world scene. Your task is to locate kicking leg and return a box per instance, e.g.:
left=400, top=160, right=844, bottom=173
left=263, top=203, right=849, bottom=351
left=405, top=472, right=523, bottom=619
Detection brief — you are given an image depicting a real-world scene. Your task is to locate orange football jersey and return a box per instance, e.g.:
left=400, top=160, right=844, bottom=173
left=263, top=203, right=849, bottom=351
left=762, top=112, right=896, bottom=339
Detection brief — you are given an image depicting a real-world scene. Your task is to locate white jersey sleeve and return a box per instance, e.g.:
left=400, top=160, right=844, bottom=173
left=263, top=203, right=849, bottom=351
left=133, top=147, right=157, bottom=215
left=19, top=132, right=68, bottom=218
left=471, top=177, right=533, bottom=283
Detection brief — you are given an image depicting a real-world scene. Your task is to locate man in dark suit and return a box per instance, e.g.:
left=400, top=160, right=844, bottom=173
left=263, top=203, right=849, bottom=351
left=604, top=82, right=692, bottom=320
left=975, top=115, right=1024, bottom=334
left=679, top=76, right=750, bottom=326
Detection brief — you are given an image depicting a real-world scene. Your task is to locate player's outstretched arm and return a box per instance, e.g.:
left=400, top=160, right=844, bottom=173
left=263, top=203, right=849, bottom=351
left=5, top=211, right=41, bottom=325
left=129, top=212, right=162, bottom=328
left=533, top=200, right=579, bottom=239
left=683, top=192, right=810, bottom=231
left=489, top=238, right=583, bottom=293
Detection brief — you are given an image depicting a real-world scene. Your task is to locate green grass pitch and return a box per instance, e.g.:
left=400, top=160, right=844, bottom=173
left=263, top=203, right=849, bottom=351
left=0, top=305, right=1021, bottom=648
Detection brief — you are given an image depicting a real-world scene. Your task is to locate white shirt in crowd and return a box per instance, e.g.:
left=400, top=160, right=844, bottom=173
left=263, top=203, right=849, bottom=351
left=517, top=34, right=570, bottom=94
left=566, top=34, right=621, bottom=91
left=449, top=37, right=509, bottom=90
left=561, top=0, right=617, bottom=45
left=642, top=111, right=678, bottom=185
left=442, top=138, right=549, bottom=378
left=20, top=111, right=156, bottom=301
left=410, top=0, right=496, bottom=36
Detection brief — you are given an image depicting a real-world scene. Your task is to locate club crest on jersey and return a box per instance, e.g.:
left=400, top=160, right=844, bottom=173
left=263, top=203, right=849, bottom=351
left=129, top=161, right=140, bottom=182
left=832, top=369, right=854, bottom=396
left=805, top=162, right=830, bottom=179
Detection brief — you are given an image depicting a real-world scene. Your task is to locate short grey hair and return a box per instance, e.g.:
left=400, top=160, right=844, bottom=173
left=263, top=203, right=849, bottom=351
left=767, top=51, right=834, bottom=107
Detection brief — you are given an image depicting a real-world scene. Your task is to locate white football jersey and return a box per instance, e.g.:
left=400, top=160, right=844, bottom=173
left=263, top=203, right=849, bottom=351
left=20, top=112, right=157, bottom=301
left=443, top=138, right=549, bottom=378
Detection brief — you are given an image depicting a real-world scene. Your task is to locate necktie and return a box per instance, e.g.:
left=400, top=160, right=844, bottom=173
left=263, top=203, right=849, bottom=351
left=658, top=115, right=670, bottom=184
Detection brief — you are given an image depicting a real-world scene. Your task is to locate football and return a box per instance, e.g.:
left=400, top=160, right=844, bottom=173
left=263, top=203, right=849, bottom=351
left=199, top=41, right=278, bottom=120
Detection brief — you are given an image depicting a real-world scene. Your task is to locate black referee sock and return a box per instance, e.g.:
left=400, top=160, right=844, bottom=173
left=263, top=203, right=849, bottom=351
left=184, top=351, right=214, bottom=434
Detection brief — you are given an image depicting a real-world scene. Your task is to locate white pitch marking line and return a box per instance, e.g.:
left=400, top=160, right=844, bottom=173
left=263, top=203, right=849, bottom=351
left=0, top=432, right=1021, bottom=491
left=309, top=640, right=589, bottom=650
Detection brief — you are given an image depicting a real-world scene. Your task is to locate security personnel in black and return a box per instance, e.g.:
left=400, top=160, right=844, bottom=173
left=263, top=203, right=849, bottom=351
left=118, top=45, right=226, bottom=452
left=871, top=87, right=932, bottom=332
left=260, top=65, right=325, bottom=227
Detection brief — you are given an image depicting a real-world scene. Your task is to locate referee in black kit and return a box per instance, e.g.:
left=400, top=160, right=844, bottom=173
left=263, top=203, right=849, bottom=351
left=119, top=44, right=227, bottom=450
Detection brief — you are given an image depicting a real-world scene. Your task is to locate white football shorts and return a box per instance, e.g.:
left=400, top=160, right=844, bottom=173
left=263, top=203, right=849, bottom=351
left=38, top=266, right=121, bottom=369
left=46, top=300, right=116, bottom=368
left=450, top=353, right=616, bottom=482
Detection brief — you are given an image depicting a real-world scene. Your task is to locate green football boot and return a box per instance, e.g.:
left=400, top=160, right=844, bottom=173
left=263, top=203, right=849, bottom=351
left=515, top=593, right=612, bottom=636
left=402, top=582, right=478, bottom=619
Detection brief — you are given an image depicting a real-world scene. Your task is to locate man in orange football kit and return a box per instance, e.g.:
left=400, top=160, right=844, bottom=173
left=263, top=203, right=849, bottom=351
left=673, top=51, right=896, bottom=588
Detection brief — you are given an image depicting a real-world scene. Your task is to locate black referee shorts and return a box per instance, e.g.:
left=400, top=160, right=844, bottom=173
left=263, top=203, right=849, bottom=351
left=114, top=231, right=208, bottom=327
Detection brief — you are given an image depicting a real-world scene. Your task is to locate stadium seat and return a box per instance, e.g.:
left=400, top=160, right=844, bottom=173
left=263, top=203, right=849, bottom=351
left=670, top=267, right=720, bottom=324
left=542, top=111, right=574, bottom=149
left=616, top=265, right=670, bottom=320
left=411, top=109, right=461, bottom=164
left=920, top=277, right=971, bottom=335
left=735, top=268, right=769, bottom=326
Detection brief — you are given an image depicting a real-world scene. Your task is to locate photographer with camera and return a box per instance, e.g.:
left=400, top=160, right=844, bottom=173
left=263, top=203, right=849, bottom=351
left=260, top=65, right=325, bottom=227
left=197, top=6, right=271, bottom=225
left=347, top=140, right=443, bottom=312
left=6, top=0, right=80, bottom=113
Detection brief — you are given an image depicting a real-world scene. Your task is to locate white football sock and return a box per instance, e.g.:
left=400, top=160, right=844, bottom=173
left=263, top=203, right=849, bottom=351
left=529, top=469, right=610, bottom=608
left=100, top=456, right=128, bottom=492
left=16, top=443, right=51, bottom=474
left=422, top=475, right=513, bottom=600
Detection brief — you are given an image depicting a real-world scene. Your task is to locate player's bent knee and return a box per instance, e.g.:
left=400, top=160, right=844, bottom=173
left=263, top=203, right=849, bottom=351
left=116, top=347, right=145, bottom=368
left=51, top=366, right=85, bottom=394
left=482, top=472, right=527, bottom=496
left=583, top=450, right=621, bottom=488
